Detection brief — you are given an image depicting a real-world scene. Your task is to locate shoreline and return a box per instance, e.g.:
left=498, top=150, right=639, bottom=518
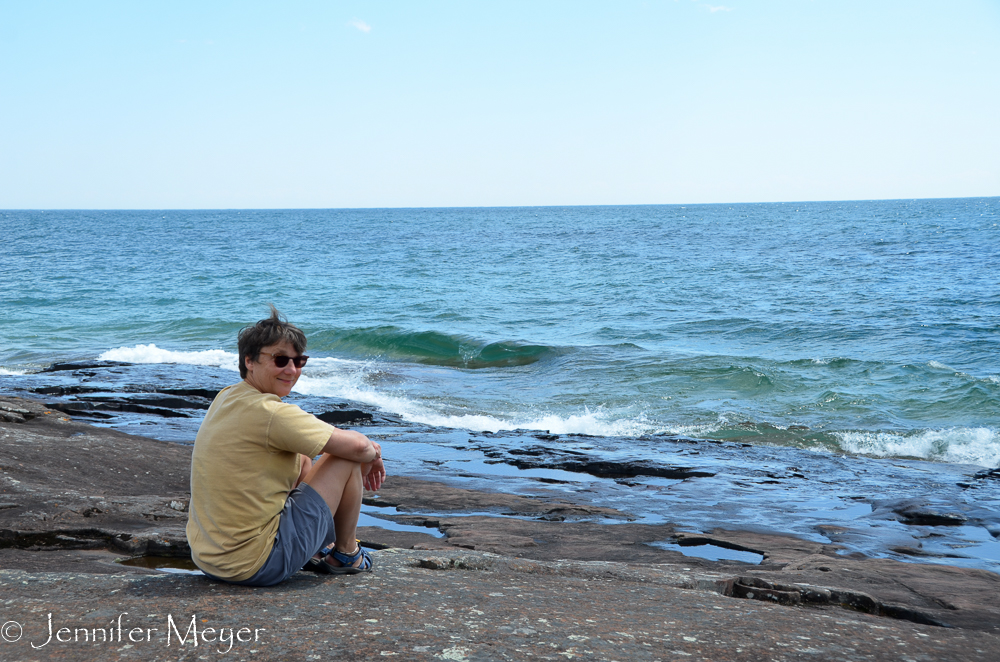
left=4, top=360, right=999, bottom=572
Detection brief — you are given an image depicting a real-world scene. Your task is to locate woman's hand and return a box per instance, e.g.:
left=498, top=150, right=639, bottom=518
left=361, top=441, right=385, bottom=491
left=362, top=457, right=386, bottom=491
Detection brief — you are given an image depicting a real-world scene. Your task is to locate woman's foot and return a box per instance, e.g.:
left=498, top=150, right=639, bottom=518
left=326, top=545, right=365, bottom=569
left=311, top=543, right=374, bottom=574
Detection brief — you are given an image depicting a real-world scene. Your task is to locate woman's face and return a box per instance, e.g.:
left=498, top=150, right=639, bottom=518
left=244, top=339, right=302, bottom=398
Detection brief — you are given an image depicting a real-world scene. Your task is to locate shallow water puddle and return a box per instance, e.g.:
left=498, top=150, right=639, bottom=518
left=360, top=504, right=446, bottom=538
left=648, top=541, right=764, bottom=564
left=117, top=555, right=203, bottom=574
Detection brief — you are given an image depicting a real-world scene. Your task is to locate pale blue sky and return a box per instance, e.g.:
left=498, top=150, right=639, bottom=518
left=2, top=1, right=998, bottom=208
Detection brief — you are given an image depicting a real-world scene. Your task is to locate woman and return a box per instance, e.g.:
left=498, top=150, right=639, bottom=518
left=186, top=306, right=385, bottom=585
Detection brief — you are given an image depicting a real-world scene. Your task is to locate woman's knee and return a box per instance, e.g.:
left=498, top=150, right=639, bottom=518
left=304, top=454, right=358, bottom=487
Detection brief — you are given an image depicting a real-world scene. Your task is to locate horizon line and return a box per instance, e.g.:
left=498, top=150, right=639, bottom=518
left=3, top=194, right=998, bottom=213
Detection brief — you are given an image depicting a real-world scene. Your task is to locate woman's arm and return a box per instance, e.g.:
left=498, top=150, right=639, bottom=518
left=320, top=427, right=386, bottom=491
left=319, top=427, right=379, bottom=463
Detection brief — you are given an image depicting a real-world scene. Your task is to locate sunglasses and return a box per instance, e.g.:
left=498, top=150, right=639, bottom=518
left=260, top=352, right=309, bottom=369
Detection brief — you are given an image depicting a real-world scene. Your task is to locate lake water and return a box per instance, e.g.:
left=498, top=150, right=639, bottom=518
left=3, top=199, right=998, bottom=467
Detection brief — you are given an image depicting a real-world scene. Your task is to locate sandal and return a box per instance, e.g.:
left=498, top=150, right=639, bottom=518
left=302, top=542, right=337, bottom=572
left=313, top=543, right=374, bottom=575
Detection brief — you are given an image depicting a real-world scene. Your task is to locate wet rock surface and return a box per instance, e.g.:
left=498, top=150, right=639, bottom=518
left=470, top=439, right=717, bottom=480
left=12, top=362, right=402, bottom=442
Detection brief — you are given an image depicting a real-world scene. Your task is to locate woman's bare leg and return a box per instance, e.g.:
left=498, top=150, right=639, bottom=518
left=301, top=453, right=366, bottom=567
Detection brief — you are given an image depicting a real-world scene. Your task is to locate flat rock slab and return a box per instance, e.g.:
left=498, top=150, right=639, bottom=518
left=1, top=549, right=998, bottom=662
left=0, top=398, right=191, bottom=559
left=368, top=475, right=628, bottom=519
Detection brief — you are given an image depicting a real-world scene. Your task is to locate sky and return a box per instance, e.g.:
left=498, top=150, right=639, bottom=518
left=1, top=0, right=998, bottom=209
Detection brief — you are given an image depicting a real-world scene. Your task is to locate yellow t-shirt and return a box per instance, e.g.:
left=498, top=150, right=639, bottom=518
left=186, top=380, right=334, bottom=581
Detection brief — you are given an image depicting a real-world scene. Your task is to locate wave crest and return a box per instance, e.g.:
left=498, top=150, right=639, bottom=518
left=309, top=327, right=561, bottom=368
left=836, top=428, right=999, bottom=468
left=98, top=344, right=239, bottom=370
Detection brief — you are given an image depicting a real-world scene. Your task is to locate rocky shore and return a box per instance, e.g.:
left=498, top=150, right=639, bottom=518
left=1, top=395, right=999, bottom=660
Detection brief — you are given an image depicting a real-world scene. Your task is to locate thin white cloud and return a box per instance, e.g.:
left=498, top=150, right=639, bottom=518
left=348, top=19, right=371, bottom=33
left=704, top=5, right=732, bottom=12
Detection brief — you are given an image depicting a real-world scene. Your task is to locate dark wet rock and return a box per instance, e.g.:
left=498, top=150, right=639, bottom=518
left=316, top=409, right=374, bottom=425
left=901, top=511, right=969, bottom=526
left=30, top=385, right=108, bottom=396
left=472, top=443, right=716, bottom=479
left=46, top=400, right=192, bottom=418
left=78, top=395, right=212, bottom=410
left=154, top=387, right=221, bottom=399
left=891, top=502, right=970, bottom=526
left=974, top=467, right=1000, bottom=480
left=32, top=386, right=218, bottom=417
left=44, top=405, right=115, bottom=419
left=40, top=360, right=132, bottom=372
left=891, top=546, right=965, bottom=558
left=521, top=458, right=714, bottom=480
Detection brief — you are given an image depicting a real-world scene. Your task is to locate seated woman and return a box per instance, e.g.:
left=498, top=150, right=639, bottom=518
left=186, top=306, right=385, bottom=585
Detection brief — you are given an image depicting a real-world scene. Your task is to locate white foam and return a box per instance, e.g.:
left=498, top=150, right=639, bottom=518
left=98, top=344, right=239, bottom=371
left=293, top=361, right=426, bottom=415
left=661, top=421, right=726, bottom=438
left=0, top=368, right=27, bottom=376
left=836, top=428, right=1000, bottom=468
left=293, top=358, right=654, bottom=436
left=415, top=410, right=648, bottom=437
left=297, top=358, right=742, bottom=437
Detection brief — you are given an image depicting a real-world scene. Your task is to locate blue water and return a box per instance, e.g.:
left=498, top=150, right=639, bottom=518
left=2, top=198, right=999, bottom=467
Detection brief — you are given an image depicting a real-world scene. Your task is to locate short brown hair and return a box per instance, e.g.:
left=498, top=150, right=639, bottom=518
left=237, top=305, right=307, bottom=378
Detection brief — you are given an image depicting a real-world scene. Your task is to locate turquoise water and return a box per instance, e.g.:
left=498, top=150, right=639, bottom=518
left=2, top=199, right=999, bottom=467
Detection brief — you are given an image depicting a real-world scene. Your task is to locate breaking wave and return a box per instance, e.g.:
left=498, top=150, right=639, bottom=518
left=99, top=344, right=239, bottom=370
left=294, top=357, right=650, bottom=435
left=836, top=428, right=1000, bottom=468
left=308, top=327, right=563, bottom=369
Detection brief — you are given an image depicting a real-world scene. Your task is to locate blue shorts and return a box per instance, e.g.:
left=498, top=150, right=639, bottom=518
left=214, top=483, right=336, bottom=587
